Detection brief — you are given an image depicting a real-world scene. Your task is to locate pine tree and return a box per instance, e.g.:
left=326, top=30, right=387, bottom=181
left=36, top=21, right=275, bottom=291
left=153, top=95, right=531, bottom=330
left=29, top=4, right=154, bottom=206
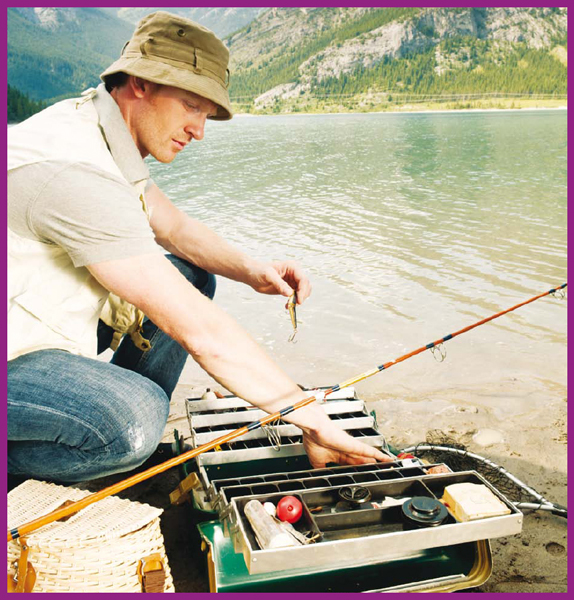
left=8, top=84, right=46, bottom=122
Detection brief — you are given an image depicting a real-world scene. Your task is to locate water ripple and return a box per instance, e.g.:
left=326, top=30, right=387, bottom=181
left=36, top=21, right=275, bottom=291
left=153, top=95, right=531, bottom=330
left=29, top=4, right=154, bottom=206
left=148, top=111, right=567, bottom=395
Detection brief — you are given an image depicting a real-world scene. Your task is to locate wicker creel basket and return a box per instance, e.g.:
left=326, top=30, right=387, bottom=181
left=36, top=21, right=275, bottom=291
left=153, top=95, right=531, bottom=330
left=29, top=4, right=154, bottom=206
left=7, top=480, right=175, bottom=593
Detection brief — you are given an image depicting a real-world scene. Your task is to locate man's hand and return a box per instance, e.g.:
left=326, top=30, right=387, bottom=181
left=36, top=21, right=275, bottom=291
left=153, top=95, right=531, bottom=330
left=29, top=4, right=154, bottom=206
left=302, top=422, right=394, bottom=468
left=146, top=185, right=312, bottom=304
left=249, top=260, right=312, bottom=304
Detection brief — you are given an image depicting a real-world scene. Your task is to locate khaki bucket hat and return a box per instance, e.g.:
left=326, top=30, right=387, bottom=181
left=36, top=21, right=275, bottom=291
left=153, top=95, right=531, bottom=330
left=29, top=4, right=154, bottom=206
left=101, top=11, right=232, bottom=120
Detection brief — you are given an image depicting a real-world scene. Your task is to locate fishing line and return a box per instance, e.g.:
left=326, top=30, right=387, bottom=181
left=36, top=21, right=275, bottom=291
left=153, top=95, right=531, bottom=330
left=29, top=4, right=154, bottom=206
left=7, top=283, right=566, bottom=542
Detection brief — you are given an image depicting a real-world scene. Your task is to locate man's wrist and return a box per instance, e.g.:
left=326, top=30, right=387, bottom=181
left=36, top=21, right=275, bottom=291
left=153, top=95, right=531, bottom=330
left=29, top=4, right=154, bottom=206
left=284, top=396, right=331, bottom=436
left=239, top=257, right=265, bottom=286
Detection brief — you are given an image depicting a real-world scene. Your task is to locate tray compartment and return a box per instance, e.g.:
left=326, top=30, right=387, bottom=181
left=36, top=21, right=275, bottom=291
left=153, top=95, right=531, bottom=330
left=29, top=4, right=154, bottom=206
left=237, top=493, right=322, bottom=551
left=187, top=390, right=387, bottom=468
left=315, top=505, right=406, bottom=539
left=210, top=461, right=444, bottom=513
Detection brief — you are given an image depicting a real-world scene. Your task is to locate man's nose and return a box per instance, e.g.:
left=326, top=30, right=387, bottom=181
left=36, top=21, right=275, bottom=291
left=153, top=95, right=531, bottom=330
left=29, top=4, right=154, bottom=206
left=186, top=114, right=207, bottom=141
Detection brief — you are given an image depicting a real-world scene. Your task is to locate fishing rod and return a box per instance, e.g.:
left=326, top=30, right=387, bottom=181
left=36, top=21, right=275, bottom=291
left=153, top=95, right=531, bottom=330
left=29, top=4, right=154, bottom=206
left=7, top=283, right=566, bottom=543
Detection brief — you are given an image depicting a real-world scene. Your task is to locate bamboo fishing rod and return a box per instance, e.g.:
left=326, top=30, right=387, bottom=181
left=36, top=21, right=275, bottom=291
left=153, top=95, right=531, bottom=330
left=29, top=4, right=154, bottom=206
left=7, top=283, right=566, bottom=543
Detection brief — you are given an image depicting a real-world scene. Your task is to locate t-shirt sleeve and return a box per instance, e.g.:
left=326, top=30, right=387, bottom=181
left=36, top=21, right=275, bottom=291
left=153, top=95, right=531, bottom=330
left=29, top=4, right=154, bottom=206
left=19, top=161, right=164, bottom=267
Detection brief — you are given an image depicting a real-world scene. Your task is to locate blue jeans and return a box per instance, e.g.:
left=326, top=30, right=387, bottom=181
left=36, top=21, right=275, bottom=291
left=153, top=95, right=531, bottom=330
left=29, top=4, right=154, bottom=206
left=7, top=255, right=216, bottom=483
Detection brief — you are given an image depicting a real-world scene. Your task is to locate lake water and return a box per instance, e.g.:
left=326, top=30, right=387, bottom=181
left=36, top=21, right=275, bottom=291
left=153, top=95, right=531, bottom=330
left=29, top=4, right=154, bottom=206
left=148, top=109, right=567, bottom=418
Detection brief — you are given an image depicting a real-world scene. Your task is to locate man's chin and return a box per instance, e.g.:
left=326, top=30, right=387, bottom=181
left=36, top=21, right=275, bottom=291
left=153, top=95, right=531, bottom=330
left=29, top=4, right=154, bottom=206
left=151, top=151, right=177, bottom=164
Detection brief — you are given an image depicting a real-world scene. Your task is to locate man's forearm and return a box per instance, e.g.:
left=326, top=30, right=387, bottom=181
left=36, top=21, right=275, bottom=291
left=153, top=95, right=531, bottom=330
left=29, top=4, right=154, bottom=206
left=170, top=283, right=331, bottom=433
left=146, top=182, right=263, bottom=284
left=89, top=253, right=388, bottom=467
left=89, top=254, right=328, bottom=433
left=159, top=216, right=264, bottom=285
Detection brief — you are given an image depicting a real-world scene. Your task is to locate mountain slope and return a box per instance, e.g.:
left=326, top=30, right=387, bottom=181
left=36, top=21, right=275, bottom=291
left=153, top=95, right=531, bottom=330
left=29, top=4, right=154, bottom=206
left=7, top=7, right=567, bottom=115
left=226, top=7, right=567, bottom=111
left=7, top=7, right=267, bottom=104
left=7, top=7, right=133, bottom=102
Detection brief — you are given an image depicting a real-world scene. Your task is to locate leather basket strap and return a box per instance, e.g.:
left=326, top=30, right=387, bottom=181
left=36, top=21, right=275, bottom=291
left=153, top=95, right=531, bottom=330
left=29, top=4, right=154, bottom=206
left=138, top=553, right=166, bottom=593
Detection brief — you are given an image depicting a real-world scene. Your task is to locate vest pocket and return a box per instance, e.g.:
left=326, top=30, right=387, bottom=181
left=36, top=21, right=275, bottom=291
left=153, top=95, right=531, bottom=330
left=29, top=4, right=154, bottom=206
left=12, top=285, right=108, bottom=344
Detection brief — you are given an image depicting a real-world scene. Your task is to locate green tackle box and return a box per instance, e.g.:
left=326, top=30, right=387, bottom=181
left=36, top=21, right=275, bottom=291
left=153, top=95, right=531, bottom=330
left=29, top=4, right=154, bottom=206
left=185, top=389, right=521, bottom=592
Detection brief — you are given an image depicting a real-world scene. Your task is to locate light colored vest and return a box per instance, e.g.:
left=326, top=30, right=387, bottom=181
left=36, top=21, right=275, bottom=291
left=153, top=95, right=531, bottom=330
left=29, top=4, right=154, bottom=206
left=8, top=90, right=148, bottom=361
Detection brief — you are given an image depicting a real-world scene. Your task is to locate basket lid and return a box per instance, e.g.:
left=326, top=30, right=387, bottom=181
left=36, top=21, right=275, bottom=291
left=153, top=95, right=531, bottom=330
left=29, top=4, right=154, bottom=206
left=8, top=480, right=163, bottom=547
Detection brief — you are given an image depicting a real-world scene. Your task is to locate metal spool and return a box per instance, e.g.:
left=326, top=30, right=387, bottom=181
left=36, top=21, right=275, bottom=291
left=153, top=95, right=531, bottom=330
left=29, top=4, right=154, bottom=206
left=338, top=485, right=372, bottom=507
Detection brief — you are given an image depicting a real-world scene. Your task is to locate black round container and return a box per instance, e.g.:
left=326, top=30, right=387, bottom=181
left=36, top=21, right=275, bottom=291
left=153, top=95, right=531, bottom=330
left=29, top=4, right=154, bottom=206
left=338, top=485, right=372, bottom=506
left=401, top=496, right=449, bottom=529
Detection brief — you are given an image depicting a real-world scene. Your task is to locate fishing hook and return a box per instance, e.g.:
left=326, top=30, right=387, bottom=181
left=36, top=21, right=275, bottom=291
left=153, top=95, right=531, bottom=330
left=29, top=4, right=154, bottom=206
left=262, top=418, right=282, bottom=451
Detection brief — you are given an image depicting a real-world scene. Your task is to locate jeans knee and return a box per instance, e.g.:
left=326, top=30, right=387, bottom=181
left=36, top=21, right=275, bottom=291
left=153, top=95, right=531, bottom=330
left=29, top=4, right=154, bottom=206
left=202, top=272, right=217, bottom=300
left=166, top=254, right=216, bottom=300
left=108, top=382, right=169, bottom=466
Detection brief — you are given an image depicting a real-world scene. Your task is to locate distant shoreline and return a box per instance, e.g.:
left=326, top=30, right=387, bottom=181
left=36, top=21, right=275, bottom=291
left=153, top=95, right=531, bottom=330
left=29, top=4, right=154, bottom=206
left=233, top=105, right=567, bottom=118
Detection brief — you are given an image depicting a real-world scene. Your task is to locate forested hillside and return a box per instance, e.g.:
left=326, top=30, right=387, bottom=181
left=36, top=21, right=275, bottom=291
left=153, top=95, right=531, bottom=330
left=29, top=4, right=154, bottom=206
left=227, top=7, right=567, bottom=113
left=7, top=85, right=46, bottom=123
left=7, top=7, right=133, bottom=103
left=7, top=7, right=264, bottom=110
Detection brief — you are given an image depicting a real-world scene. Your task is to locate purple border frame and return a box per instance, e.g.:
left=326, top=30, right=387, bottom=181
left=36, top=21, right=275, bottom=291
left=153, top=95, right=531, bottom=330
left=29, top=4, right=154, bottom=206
left=2, top=2, right=569, bottom=598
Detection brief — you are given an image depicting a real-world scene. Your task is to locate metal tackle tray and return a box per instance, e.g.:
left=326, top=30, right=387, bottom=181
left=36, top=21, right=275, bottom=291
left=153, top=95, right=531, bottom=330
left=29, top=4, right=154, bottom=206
left=227, top=470, right=523, bottom=575
left=209, top=460, right=439, bottom=516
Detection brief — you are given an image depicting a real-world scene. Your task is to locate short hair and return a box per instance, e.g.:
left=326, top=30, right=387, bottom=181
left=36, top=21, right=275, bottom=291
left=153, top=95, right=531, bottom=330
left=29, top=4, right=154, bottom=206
left=103, top=71, right=129, bottom=93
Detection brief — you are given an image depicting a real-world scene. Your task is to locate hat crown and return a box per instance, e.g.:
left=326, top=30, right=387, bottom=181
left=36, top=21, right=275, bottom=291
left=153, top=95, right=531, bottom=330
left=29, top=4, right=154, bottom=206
left=100, top=10, right=232, bottom=120
left=123, top=11, right=229, bottom=85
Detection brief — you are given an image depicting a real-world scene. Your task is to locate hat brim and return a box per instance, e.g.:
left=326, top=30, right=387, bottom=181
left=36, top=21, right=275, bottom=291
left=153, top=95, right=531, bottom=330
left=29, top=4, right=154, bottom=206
left=101, top=56, right=233, bottom=121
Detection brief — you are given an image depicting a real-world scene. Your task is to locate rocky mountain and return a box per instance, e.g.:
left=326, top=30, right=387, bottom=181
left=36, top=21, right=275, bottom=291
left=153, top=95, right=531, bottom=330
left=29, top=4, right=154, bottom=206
left=226, top=7, right=567, bottom=110
left=104, top=7, right=267, bottom=39
left=300, top=7, right=566, bottom=81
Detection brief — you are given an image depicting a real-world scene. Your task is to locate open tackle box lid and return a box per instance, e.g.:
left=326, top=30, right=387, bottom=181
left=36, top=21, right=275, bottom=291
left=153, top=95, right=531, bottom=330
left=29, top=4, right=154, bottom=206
left=186, top=387, right=386, bottom=469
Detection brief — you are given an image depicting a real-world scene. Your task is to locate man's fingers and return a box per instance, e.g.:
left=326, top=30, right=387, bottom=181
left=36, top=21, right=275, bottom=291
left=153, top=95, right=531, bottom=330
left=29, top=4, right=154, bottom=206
left=310, top=427, right=393, bottom=465
left=338, top=454, right=377, bottom=466
left=332, top=430, right=395, bottom=464
left=339, top=449, right=392, bottom=465
left=271, top=261, right=312, bottom=304
left=371, top=448, right=395, bottom=462
left=286, top=263, right=311, bottom=304
left=295, top=276, right=312, bottom=304
left=266, top=267, right=293, bottom=297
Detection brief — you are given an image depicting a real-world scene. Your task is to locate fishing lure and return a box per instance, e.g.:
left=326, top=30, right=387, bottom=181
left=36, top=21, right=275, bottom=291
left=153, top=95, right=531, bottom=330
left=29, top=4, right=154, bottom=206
left=287, top=292, right=298, bottom=342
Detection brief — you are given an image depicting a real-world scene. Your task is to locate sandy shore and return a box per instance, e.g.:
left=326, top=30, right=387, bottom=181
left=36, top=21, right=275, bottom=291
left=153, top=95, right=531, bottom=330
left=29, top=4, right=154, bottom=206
left=123, top=366, right=565, bottom=593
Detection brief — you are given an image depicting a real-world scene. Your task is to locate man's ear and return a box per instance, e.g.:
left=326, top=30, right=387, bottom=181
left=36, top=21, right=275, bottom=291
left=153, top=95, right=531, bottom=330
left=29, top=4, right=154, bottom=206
left=129, top=76, right=154, bottom=99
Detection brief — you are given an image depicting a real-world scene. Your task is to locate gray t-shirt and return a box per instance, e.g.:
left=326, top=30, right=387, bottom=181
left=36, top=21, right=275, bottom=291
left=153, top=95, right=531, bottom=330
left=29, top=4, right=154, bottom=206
left=7, top=84, right=163, bottom=268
